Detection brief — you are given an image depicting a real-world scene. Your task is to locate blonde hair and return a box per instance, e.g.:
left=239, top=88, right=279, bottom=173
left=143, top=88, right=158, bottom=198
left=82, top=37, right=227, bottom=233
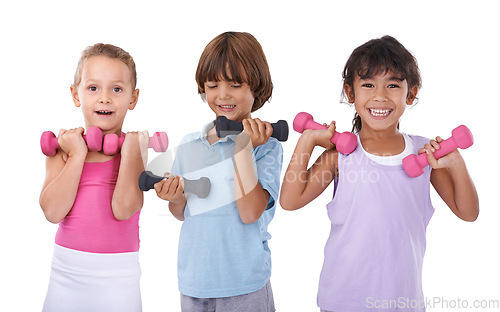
left=195, top=32, right=273, bottom=112
left=73, top=43, right=137, bottom=88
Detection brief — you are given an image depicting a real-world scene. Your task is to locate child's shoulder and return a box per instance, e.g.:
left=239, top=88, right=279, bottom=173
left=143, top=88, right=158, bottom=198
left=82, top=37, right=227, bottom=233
left=265, top=137, right=283, bottom=148
left=177, top=131, right=203, bottom=146
left=256, top=137, right=283, bottom=152
left=405, top=132, right=431, bottom=151
left=253, top=137, right=283, bottom=164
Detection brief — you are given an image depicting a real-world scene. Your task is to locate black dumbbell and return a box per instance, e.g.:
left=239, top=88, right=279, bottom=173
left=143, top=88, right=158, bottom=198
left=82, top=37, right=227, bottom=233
left=139, top=171, right=211, bottom=199
left=215, top=116, right=289, bottom=141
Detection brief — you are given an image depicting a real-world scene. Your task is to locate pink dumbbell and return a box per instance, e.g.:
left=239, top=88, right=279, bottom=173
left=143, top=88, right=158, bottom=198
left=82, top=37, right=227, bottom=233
left=40, top=127, right=103, bottom=156
left=402, top=125, right=474, bottom=178
left=293, top=112, right=357, bottom=155
left=103, top=132, right=169, bottom=155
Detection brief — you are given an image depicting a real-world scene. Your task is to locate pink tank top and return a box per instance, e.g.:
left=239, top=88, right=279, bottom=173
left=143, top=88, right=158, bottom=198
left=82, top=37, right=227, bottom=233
left=55, top=155, right=140, bottom=253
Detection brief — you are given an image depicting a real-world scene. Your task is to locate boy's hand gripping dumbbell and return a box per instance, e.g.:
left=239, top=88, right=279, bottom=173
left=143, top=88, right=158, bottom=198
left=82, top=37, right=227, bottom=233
left=139, top=171, right=211, bottom=199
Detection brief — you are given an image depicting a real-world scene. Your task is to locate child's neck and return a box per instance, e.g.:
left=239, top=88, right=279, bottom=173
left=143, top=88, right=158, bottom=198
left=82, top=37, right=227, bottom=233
left=84, top=122, right=123, bottom=137
left=85, top=150, right=116, bottom=163
left=206, top=124, right=221, bottom=145
left=358, top=127, right=405, bottom=157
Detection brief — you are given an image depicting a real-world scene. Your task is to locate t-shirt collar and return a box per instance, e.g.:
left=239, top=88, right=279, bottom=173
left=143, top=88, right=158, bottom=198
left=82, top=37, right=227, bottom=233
left=199, top=119, right=237, bottom=146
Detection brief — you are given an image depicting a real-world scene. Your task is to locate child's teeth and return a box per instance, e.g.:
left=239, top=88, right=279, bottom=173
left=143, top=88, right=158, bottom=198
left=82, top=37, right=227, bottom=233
left=370, top=109, right=391, bottom=117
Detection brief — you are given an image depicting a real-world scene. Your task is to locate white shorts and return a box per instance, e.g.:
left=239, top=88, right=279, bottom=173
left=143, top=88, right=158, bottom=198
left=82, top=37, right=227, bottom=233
left=43, top=244, right=142, bottom=312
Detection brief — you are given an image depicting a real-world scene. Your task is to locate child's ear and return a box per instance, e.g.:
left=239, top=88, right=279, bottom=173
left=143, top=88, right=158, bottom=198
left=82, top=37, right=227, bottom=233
left=344, top=84, right=355, bottom=103
left=406, top=85, right=419, bottom=105
left=128, top=89, right=140, bottom=110
left=70, top=85, right=80, bottom=107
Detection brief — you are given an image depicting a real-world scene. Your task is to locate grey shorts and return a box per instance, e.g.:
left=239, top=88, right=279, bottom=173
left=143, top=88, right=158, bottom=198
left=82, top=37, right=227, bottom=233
left=180, top=281, right=275, bottom=312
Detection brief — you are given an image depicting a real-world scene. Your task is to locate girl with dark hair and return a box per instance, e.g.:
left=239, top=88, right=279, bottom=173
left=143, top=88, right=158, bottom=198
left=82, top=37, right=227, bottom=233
left=281, top=36, right=478, bottom=312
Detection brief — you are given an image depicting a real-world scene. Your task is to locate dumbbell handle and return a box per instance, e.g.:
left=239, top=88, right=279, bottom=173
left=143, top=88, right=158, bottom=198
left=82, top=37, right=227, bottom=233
left=138, top=171, right=211, bottom=199
left=300, top=120, right=344, bottom=145
left=402, top=125, right=474, bottom=178
left=215, top=116, right=289, bottom=142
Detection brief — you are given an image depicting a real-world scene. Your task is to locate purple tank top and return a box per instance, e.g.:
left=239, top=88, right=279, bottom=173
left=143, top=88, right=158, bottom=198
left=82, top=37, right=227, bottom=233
left=318, top=134, right=434, bottom=312
left=55, top=155, right=141, bottom=253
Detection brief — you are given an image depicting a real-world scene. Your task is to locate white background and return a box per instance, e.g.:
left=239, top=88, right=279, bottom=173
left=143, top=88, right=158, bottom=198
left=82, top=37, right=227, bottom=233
left=1, top=0, right=498, bottom=311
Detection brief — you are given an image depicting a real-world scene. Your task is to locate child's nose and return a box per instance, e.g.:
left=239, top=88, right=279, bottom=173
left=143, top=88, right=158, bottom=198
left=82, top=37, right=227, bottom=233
left=373, top=87, right=388, bottom=101
left=98, top=91, right=111, bottom=104
left=217, top=85, right=230, bottom=99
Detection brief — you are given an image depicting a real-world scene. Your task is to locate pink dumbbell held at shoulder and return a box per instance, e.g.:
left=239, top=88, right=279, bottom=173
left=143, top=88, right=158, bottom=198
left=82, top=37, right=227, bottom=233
left=293, top=112, right=357, bottom=155
left=40, top=127, right=103, bottom=156
left=103, top=132, right=169, bottom=155
left=402, top=125, right=474, bottom=178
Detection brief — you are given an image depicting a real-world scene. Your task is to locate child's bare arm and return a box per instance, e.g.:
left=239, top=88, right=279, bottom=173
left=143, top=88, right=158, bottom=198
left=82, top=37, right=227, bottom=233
left=168, top=199, right=187, bottom=221
left=154, top=175, right=187, bottom=221
left=423, top=137, right=479, bottom=221
left=233, top=118, right=273, bottom=224
left=112, top=132, right=148, bottom=220
left=280, top=122, right=338, bottom=211
left=39, top=128, right=87, bottom=223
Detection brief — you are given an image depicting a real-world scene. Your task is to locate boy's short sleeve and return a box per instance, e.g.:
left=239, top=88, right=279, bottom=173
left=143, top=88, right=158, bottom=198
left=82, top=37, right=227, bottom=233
left=253, top=138, right=283, bottom=210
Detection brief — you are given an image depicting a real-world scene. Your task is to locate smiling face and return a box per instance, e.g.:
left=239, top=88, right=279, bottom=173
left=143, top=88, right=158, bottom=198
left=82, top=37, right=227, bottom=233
left=71, top=56, right=139, bottom=135
left=204, top=79, right=254, bottom=122
left=345, top=70, right=418, bottom=133
left=196, top=32, right=273, bottom=115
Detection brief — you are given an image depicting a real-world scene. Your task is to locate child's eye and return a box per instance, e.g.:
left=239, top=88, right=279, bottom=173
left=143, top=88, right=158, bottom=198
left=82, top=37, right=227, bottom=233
left=113, top=87, right=122, bottom=93
left=362, top=83, right=374, bottom=88
left=205, top=83, right=217, bottom=89
left=388, top=84, right=400, bottom=88
left=88, top=86, right=98, bottom=92
left=231, top=84, right=242, bottom=88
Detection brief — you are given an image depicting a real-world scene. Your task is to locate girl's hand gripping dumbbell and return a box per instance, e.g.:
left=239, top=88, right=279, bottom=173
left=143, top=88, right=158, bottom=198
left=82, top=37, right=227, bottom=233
left=293, top=112, right=357, bottom=155
left=40, top=127, right=103, bottom=156
left=41, top=127, right=168, bottom=156
left=403, top=125, right=474, bottom=178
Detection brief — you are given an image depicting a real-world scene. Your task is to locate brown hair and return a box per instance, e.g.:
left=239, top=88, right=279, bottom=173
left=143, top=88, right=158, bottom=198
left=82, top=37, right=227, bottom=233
left=73, top=43, right=137, bottom=89
left=195, top=32, right=273, bottom=112
left=342, top=36, right=421, bottom=133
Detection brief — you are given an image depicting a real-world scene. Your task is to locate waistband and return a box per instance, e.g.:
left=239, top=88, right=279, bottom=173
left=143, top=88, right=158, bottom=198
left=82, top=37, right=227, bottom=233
left=52, top=244, right=140, bottom=277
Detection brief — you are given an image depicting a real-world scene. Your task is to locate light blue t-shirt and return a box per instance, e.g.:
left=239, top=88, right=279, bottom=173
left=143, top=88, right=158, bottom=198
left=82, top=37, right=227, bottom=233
left=171, top=121, right=283, bottom=298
